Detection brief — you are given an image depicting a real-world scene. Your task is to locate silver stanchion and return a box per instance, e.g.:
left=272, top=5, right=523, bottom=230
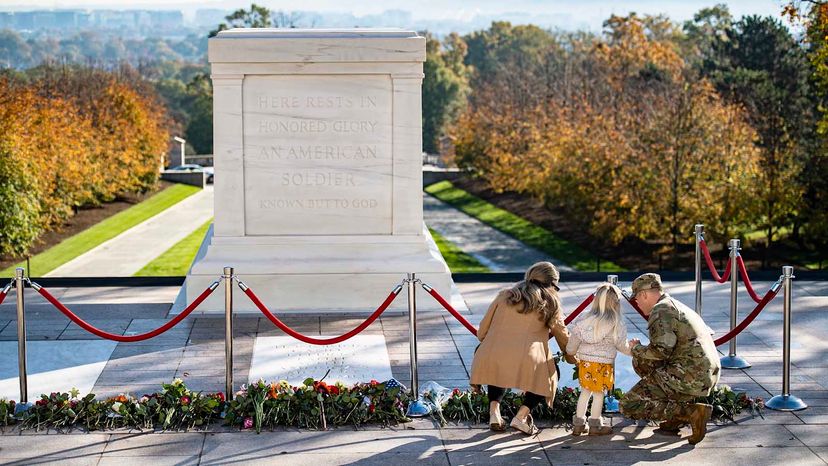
left=766, top=266, right=807, bottom=411
left=224, top=266, right=234, bottom=401
left=721, top=239, right=750, bottom=369
left=406, top=273, right=428, bottom=417
left=694, top=224, right=704, bottom=316
left=607, top=274, right=618, bottom=285
left=15, top=267, right=28, bottom=405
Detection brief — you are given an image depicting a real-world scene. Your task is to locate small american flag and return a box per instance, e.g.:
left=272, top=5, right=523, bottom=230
left=384, top=378, right=406, bottom=391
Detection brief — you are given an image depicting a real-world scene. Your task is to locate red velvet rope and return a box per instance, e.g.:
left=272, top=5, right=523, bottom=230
left=713, top=286, right=779, bottom=346
left=423, top=285, right=596, bottom=335
left=736, top=255, right=763, bottom=304
left=243, top=286, right=401, bottom=345
left=699, top=239, right=731, bottom=284
left=35, top=282, right=216, bottom=342
left=0, top=288, right=8, bottom=306
left=424, top=286, right=479, bottom=335
left=563, top=294, right=595, bottom=325
left=626, top=296, right=649, bottom=320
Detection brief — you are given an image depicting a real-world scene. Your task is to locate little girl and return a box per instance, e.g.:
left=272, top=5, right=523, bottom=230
left=565, top=283, right=631, bottom=435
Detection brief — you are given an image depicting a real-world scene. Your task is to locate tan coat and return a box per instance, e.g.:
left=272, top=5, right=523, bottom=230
left=469, top=290, right=575, bottom=404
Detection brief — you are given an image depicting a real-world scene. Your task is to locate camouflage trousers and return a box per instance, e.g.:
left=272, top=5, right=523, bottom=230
left=619, top=377, right=697, bottom=421
left=620, top=358, right=696, bottom=421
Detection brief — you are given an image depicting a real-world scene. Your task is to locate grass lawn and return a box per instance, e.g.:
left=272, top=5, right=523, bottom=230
left=425, top=181, right=624, bottom=272
left=429, top=227, right=490, bottom=273
left=135, top=219, right=212, bottom=276
left=1, top=184, right=201, bottom=277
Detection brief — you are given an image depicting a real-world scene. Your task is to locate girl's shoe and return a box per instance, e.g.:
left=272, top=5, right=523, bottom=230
left=510, top=413, right=539, bottom=436
left=489, top=411, right=506, bottom=431
left=588, top=417, right=613, bottom=436
left=572, top=415, right=588, bottom=436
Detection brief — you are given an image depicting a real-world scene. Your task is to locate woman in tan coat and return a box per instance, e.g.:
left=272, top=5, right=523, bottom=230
left=469, top=262, right=576, bottom=435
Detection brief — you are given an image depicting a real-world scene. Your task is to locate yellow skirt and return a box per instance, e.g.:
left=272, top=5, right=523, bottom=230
left=578, top=360, right=614, bottom=392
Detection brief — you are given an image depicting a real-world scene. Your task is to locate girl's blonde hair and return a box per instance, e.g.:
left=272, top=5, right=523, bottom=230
left=586, top=283, right=624, bottom=342
left=506, top=261, right=561, bottom=327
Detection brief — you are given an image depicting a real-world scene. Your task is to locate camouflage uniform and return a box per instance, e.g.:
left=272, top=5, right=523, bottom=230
left=620, top=285, right=721, bottom=422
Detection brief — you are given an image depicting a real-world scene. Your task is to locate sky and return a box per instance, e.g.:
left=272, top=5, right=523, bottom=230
left=0, top=0, right=786, bottom=32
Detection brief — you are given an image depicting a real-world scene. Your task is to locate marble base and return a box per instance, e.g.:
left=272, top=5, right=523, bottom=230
left=173, top=224, right=466, bottom=314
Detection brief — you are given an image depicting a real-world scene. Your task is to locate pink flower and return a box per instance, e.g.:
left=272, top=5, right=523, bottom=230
left=243, top=417, right=254, bottom=429
left=181, top=396, right=190, bottom=406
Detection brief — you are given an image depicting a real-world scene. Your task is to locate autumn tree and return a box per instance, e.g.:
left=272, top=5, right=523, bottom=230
left=423, top=33, right=470, bottom=155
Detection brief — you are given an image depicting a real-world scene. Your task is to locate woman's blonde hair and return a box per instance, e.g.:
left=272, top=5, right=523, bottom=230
left=586, top=283, right=624, bottom=342
left=506, top=261, right=561, bottom=326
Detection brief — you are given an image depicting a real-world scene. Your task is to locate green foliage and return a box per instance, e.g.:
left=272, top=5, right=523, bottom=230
left=440, top=384, right=761, bottom=426
left=426, top=181, right=624, bottom=271
left=423, top=33, right=470, bottom=154
left=692, top=12, right=814, bottom=247
left=5, top=380, right=224, bottom=432
left=224, top=378, right=410, bottom=432
left=0, top=381, right=764, bottom=432
left=428, top=227, right=489, bottom=273
left=700, top=384, right=764, bottom=422
left=154, top=71, right=213, bottom=155
left=0, top=155, right=42, bottom=257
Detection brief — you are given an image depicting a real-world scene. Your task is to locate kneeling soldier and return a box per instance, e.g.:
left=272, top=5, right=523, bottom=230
left=620, top=273, right=721, bottom=444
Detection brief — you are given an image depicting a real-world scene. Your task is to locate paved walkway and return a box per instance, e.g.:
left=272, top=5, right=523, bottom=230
left=423, top=194, right=573, bottom=272
left=0, top=279, right=826, bottom=464
left=46, top=187, right=214, bottom=277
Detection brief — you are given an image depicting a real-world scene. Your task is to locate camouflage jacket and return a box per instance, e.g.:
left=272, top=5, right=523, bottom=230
left=631, top=294, right=721, bottom=397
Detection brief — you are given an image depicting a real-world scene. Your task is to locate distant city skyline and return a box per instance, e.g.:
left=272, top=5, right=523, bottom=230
left=0, top=1, right=785, bottom=33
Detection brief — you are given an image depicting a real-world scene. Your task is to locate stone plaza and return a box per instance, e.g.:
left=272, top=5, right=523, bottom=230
left=0, top=277, right=826, bottom=465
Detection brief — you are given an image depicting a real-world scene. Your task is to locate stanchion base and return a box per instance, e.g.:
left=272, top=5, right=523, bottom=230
left=14, top=402, right=32, bottom=417
left=720, top=355, right=751, bottom=369
left=603, top=395, right=620, bottom=414
left=766, top=394, right=808, bottom=412
left=406, top=399, right=431, bottom=418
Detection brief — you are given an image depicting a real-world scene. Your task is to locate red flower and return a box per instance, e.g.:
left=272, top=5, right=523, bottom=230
left=35, top=399, right=47, bottom=407
left=370, top=380, right=379, bottom=386
left=214, top=392, right=225, bottom=403
left=181, top=396, right=190, bottom=406
left=330, top=386, right=340, bottom=395
left=369, top=403, right=375, bottom=413
left=452, top=388, right=461, bottom=397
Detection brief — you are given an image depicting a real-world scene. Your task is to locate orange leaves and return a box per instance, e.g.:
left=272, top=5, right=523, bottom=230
left=449, top=20, right=764, bottom=250
left=0, top=66, right=169, bottom=257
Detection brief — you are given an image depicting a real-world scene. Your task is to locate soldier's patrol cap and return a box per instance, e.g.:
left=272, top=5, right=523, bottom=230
left=631, top=273, right=663, bottom=297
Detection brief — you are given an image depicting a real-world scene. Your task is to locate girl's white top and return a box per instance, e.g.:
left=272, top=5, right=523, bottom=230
left=565, top=316, right=632, bottom=364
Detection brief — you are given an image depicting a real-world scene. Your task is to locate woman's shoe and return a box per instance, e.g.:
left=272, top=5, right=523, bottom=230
left=587, top=417, right=612, bottom=436
left=489, top=411, right=506, bottom=431
left=510, top=413, right=539, bottom=435
left=572, top=415, right=588, bottom=436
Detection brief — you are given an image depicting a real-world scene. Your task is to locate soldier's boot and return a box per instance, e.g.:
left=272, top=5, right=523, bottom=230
left=587, top=417, right=612, bottom=436
left=682, top=403, right=713, bottom=445
left=571, top=415, right=588, bottom=436
left=655, top=419, right=684, bottom=436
